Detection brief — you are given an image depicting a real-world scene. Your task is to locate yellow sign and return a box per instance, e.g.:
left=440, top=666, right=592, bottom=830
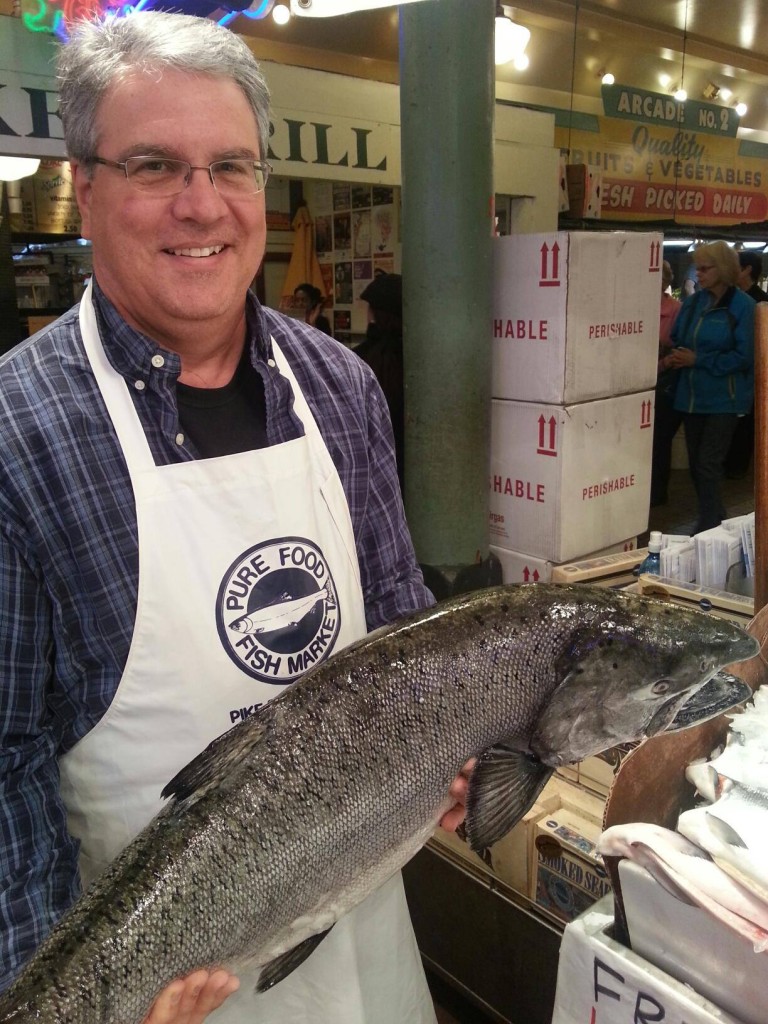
left=556, top=115, right=768, bottom=225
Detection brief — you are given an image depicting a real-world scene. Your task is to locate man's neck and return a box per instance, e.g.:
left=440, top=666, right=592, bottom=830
left=96, top=277, right=248, bottom=389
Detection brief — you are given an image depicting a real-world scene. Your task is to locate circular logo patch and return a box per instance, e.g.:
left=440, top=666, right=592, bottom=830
left=216, top=537, right=341, bottom=684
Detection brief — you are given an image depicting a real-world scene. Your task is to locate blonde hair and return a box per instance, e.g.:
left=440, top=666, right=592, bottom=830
left=661, top=260, right=674, bottom=289
left=693, top=241, right=740, bottom=287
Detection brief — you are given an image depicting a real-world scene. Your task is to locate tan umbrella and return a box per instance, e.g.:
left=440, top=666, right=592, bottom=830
left=281, top=202, right=326, bottom=313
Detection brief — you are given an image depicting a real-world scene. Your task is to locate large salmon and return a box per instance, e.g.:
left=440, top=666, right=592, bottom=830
left=0, top=584, right=758, bottom=1023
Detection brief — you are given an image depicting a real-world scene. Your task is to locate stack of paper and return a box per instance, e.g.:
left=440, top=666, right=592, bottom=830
left=694, top=526, right=744, bottom=589
left=660, top=540, right=696, bottom=582
left=721, top=513, right=755, bottom=578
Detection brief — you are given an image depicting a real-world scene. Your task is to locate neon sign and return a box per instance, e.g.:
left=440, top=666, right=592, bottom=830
left=22, top=0, right=272, bottom=40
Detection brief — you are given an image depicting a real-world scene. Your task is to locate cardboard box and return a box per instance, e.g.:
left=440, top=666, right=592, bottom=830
left=492, top=230, right=661, bottom=404
left=532, top=807, right=611, bottom=923
left=565, top=162, right=602, bottom=218
left=489, top=392, right=653, bottom=562
left=430, top=789, right=560, bottom=897
left=575, top=744, right=639, bottom=797
left=429, top=775, right=605, bottom=901
left=491, top=538, right=637, bottom=585
left=551, top=897, right=746, bottom=1024
left=548, top=777, right=607, bottom=826
left=618, top=859, right=768, bottom=1024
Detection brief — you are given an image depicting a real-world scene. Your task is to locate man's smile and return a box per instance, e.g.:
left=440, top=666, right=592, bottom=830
left=165, top=245, right=226, bottom=258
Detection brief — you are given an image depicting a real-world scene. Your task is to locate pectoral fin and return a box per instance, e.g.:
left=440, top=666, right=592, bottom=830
left=161, top=714, right=269, bottom=803
left=256, top=928, right=334, bottom=992
left=465, top=746, right=553, bottom=853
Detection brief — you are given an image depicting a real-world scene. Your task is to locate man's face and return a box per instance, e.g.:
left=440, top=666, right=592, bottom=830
left=737, top=263, right=753, bottom=291
left=73, top=69, right=266, bottom=348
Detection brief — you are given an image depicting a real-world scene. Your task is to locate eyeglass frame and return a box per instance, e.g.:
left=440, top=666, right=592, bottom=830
left=89, top=155, right=272, bottom=197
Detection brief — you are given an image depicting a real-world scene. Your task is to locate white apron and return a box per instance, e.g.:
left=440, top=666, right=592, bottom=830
left=58, top=284, right=436, bottom=1024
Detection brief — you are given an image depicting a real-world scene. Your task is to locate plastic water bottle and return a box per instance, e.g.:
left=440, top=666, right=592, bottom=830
left=637, top=530, right=662, bottom=575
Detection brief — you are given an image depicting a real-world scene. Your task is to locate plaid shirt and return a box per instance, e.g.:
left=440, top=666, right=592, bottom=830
left=0, top=281, right=431, bottom=986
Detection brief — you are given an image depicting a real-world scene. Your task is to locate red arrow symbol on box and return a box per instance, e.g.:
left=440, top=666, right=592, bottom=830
left=537, top=414, right=558, bottom=454
left=539, top=241, right=561, bottom=287
left=649, top=239, right=661, bottom=272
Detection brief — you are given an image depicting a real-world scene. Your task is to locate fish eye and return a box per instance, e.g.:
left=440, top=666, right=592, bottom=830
left=651, top=679, right=671, bottom=695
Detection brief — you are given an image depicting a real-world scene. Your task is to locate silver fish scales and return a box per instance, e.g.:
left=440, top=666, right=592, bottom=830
left=0, top=583, right=759, bottom=1023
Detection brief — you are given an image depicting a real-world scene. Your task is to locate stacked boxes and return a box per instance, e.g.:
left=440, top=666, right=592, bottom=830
left=430, top=776, right=610, bottom=923
left=490, top=230, right=661, bottom=563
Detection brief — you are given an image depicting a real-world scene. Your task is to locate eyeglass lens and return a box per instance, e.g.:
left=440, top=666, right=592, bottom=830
left=125, top=157, right=268, bottom=196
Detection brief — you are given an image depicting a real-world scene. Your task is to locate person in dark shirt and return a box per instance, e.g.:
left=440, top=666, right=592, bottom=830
left=356, top=274, right=404, bottom=489
left=293, top=282, right=332, bottom=335
left=724, top=251, right=766, bottom=477
left=737, top=250, right=768, bottom=303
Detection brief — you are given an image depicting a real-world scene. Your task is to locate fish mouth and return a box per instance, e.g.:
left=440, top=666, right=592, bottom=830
left=648, top=671, right=752, bottom=736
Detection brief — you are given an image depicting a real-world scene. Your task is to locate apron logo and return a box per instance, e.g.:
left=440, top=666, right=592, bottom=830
left=216, top=538, right=342, bottom=684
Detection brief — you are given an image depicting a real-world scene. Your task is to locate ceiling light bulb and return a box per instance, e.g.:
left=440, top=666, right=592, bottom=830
left=674, top=87, right=687, bottom=102
left=735, top=102, right=748, bottom=117
left=719, top=86, right=732, bottom=101
left=272, top=3, right=290, bottom=23
left=513, top=52, right=529, bottom=71
left=601, top=72, right=615, bottom=86
left=0, top=157, right=40, bottom=181
left=658, top=73, right=671, bottom=89
left=494, top=15, right=530, bottom=66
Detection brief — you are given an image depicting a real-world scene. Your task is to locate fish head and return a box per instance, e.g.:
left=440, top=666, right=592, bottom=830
left=529, top=591, right=759, bottom=766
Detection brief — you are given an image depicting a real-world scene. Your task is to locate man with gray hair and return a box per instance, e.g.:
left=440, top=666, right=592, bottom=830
left=0, top=13, right=463, bottom=1023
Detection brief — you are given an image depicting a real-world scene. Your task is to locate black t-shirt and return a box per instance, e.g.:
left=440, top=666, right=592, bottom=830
left=176, top=351, right=268, bottom=459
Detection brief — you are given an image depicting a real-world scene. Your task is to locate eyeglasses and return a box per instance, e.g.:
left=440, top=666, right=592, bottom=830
left=91, top=156, right=271, bottom=197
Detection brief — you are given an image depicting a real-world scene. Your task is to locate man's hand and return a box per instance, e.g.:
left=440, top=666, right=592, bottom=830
left=142, top=970, right=240, bottom=1024
left=439, top=758, right=476, bottom=833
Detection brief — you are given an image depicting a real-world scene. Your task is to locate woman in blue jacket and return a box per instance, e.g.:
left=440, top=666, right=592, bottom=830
left=664, top=241, right=755, bottom=531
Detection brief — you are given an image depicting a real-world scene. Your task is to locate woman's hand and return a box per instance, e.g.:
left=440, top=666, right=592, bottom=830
left=665, top=347, right=696, bottom=369
left=439, top=758, right=476, bottom=832
left=142, top=970, right=240, bottom=1024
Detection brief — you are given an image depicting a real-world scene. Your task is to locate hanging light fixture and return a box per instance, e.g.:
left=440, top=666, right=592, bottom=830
left=290, top=0, right=432, bottom=14
left=494, top=5, right=530, bottom=66
left=0, top=157, right=40, bottom=182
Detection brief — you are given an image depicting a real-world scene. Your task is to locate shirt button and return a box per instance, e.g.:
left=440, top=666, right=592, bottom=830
left=151, top=354, right=165, bottom=368
left=134, top=380, right=146, bottom=391
left=267, top=358, right=276, bottom=367
left=175, top=433, right=185, bottom=446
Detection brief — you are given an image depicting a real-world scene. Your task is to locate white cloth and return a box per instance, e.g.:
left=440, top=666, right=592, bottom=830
left=59, top=284, right=436, bottom=1023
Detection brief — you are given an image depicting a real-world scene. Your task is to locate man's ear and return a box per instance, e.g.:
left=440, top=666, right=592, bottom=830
left=71, top=160, right=93, bottom=240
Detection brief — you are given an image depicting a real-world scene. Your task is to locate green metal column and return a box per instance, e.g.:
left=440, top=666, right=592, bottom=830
left=399, top=0, right=498, bottom=598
